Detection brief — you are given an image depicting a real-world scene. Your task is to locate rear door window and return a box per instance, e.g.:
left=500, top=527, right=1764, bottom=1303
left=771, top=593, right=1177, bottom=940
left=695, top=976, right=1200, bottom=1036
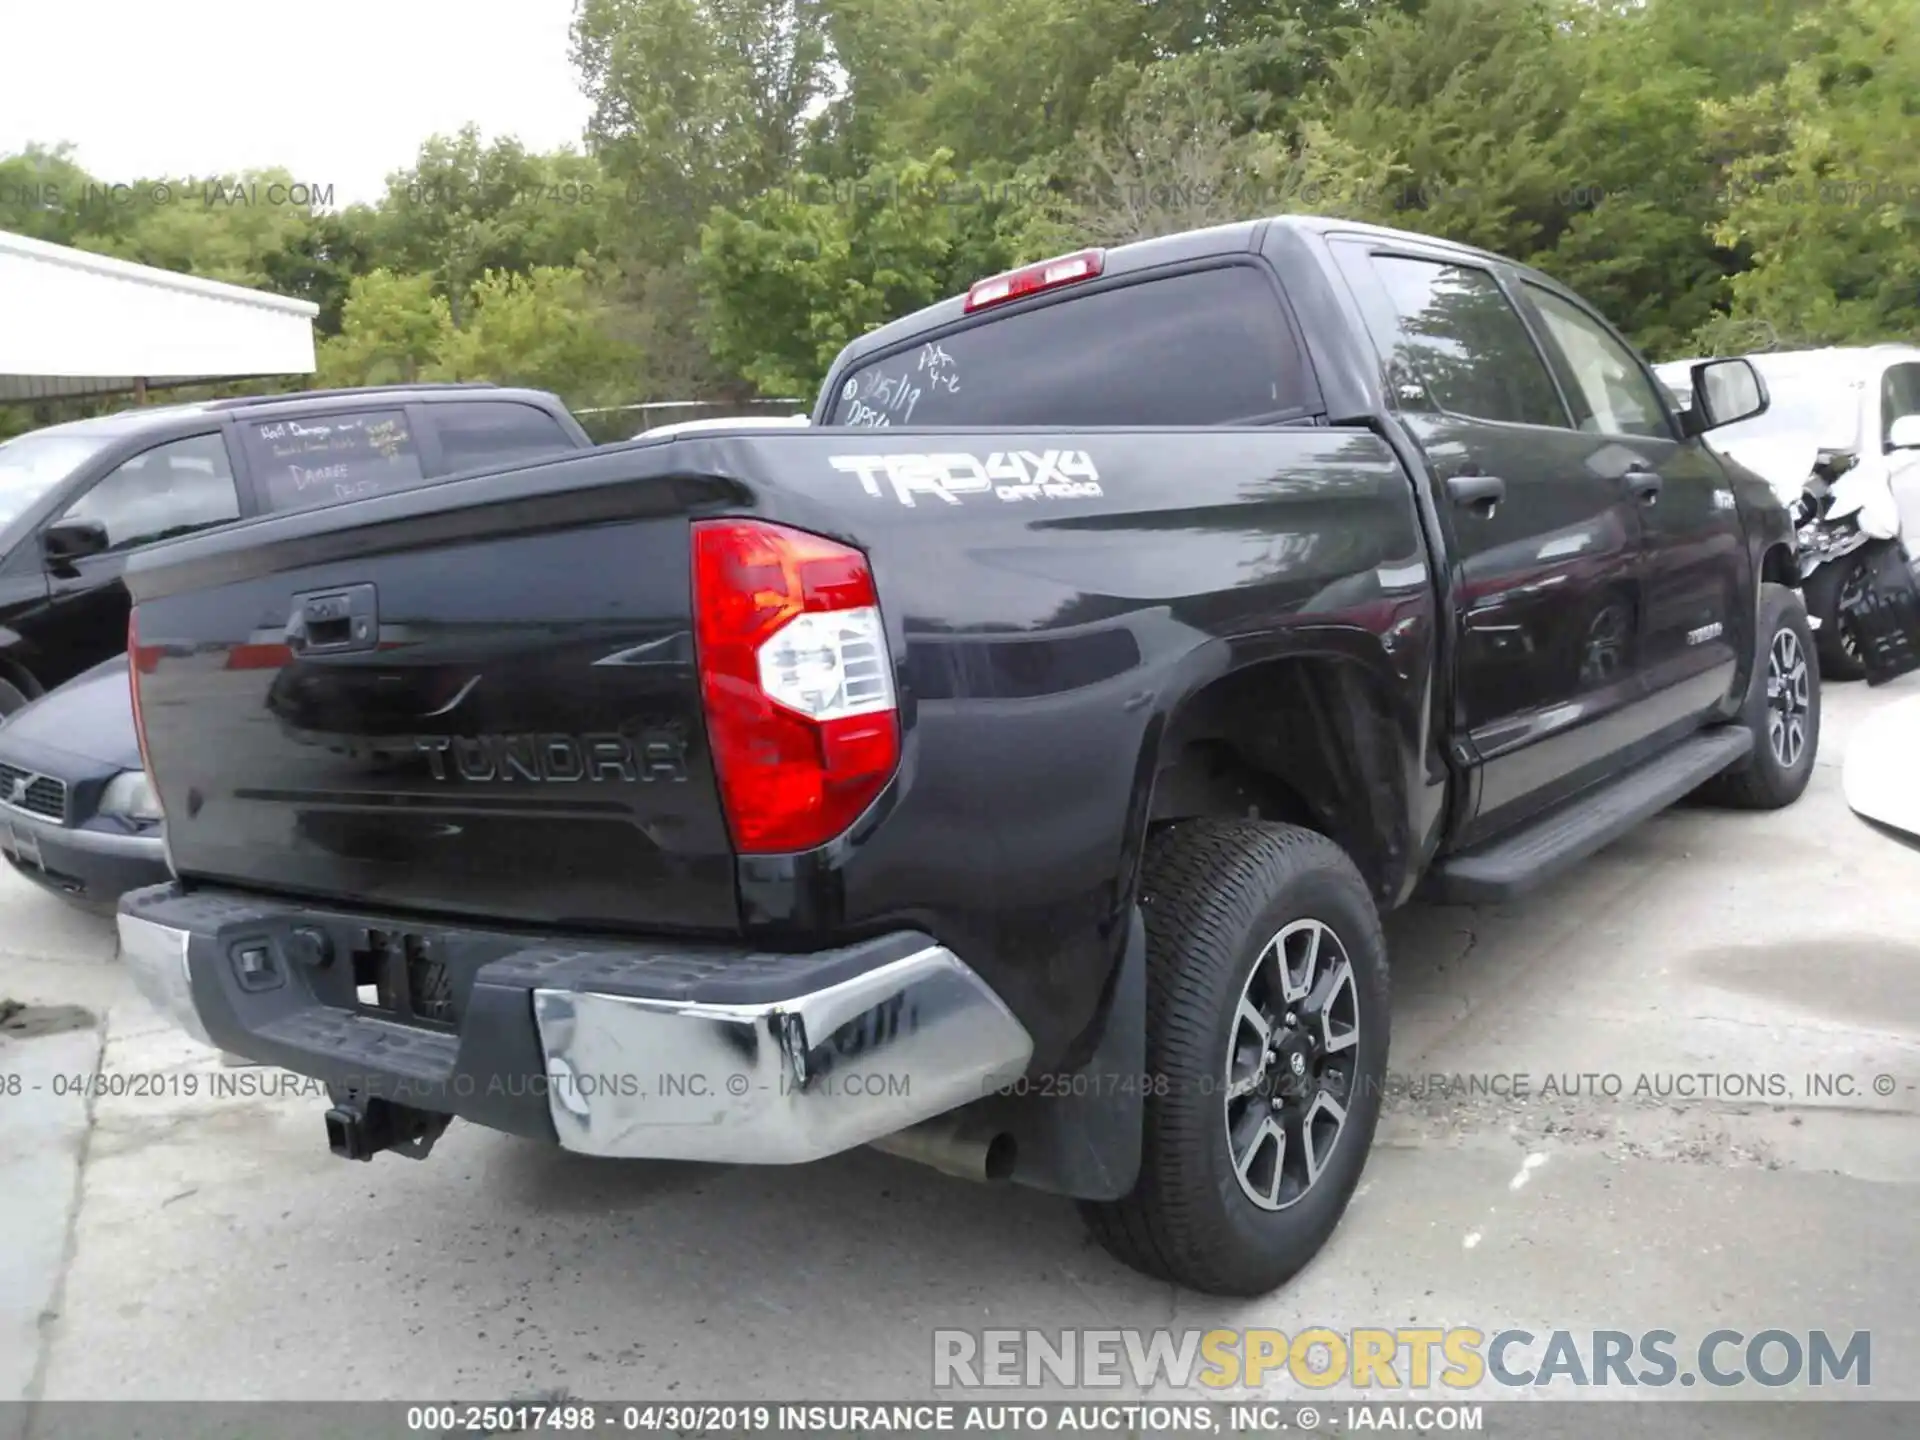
left=241, top=410, right=427, bottom=513
left=1358, top=255, right=1569, bottom=429
left=428, top=401, right=576, bottom=473
left=827, top=265, right=1316, bottom=428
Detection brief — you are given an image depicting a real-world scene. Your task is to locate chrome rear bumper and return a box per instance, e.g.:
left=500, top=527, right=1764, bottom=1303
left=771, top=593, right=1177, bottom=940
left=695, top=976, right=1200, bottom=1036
left=532, top=944, right=1031, bottom=1163
left=120, top=913, right=215, bottom=1047
left=116, top=891, right=1032, bottom=1165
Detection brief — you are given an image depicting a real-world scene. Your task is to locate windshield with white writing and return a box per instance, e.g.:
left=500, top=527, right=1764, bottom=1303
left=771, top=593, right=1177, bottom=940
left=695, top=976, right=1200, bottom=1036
left=827, top=266, right=1313, bottom=428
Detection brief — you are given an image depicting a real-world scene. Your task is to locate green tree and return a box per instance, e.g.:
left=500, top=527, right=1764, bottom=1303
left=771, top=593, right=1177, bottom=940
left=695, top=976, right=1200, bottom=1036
left=2, top=154, right=346, bottom=315
left=262, top=207, right=382, bottom=337
left=315, top=270, right=454, bottom=387
left=573, top=0, right=834, bottom=265
left=433, top=267, right=641, bottom=404
left=1705, top=0, right=1920, bottom=347
left=695, top=151, right=1016, bottom=398
left=1017, top=48, right=1302, bottom=252
left=1521, top=3, right=1735, bottom=357
left=817, top=0, right=1150, bottom=177
left=0, top=143, right=97, bottom=244
left=366, top=127, right=614, bottom=323
left=75, top=169, right=327, bottom=292
left=1299, top=0, right=1588, bottom=257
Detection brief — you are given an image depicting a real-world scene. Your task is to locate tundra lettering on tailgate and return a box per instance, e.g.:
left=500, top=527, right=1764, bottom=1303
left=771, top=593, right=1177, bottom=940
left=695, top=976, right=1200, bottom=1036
left=414, top=733, right=688, bottom=783
left=829, top=450, right=1102, bottom=508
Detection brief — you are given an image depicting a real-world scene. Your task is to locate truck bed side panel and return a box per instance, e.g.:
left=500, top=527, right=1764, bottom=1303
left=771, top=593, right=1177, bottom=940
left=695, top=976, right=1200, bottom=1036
left=706, top=428, right=1436, bottom=1064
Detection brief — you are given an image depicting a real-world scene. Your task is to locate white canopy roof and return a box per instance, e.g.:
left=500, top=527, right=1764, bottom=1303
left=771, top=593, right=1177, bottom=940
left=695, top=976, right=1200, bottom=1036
left=0, top=229, right=318, bottom=403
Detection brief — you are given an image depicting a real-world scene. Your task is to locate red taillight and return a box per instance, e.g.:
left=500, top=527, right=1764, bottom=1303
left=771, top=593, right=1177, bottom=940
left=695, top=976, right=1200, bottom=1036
left=691, top=519, right=899, bottom=854
left=963, top=248, right=1105, bottom=312
left=128, top=611, right=157, bottom=786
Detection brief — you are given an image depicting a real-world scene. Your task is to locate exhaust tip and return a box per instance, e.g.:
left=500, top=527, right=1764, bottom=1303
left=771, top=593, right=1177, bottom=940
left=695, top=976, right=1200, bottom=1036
left=869, top=1117, right=1019, bottom=1184
left=982, top=1131, right=1017, bottom=1182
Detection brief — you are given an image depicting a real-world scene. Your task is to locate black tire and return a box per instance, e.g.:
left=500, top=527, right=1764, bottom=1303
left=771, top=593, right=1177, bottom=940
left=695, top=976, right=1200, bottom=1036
left=1080, top=819, right=1389, bottom=1296
left=1697, top=582, right=1820, bottom=810
left=0, top=677, right=28, bottom=724
left=1802, top=548, right=1876, bottom=681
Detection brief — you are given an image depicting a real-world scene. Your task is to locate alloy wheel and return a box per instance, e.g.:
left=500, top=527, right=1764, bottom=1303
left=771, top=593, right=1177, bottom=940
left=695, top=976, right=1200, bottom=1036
left=1223, top=918, right=1361, bottom=1211
left=1766, top=626, right=1811, bottom=769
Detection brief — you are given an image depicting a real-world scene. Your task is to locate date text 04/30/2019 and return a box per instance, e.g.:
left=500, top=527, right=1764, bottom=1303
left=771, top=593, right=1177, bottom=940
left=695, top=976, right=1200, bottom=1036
left=404, top=1402, right=1486, bottom=1432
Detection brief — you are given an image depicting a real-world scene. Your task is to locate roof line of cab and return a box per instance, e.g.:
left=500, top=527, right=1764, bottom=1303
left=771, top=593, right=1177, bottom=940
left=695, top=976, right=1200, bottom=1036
left=822, top=212, right=1560, bottom=389
left=17, top=382, right=569, bottom=440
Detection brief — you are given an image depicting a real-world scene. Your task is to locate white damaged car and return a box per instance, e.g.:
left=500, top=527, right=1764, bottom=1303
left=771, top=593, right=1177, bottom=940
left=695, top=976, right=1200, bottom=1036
left=1657, top=347, right=1920, bottom=679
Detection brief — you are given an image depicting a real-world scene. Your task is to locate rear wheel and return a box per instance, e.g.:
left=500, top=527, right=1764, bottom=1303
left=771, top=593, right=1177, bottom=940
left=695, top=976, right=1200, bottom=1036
left=1080, top=819, right=1388, bottom=1296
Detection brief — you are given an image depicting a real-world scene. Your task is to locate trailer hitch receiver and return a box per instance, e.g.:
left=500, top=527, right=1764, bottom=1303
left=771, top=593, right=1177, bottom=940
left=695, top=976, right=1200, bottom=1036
left=325, top=1095, right=451, bottom=1161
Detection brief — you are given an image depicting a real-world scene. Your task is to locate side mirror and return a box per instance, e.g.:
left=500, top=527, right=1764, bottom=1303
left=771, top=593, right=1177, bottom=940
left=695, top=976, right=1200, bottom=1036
left=1889, top=414, right=1920, bottom=451
left=41, top=519, right=110, bottom=565
left=1685, top=358, right=1769, bottom=433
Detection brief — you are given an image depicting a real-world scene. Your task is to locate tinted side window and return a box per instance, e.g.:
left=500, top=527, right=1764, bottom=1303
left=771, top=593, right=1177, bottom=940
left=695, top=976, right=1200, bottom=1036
left=1882, top=363, right=1920, bottom=448
left=1523, top=283, right=1670, bottom=439
left=829, top=266, right=1315, bottom=428
left=1366, top=257, right=1567, bottom=428
left=59, top=433, right=240, bottom=551
left=430, top=402, right=575, bottom=473
left=242, top=411, right=426, bottom=513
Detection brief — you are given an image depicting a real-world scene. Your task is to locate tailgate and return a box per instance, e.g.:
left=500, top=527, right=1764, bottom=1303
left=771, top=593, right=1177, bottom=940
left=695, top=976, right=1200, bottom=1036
left=127, top=485, right=737, bottom=932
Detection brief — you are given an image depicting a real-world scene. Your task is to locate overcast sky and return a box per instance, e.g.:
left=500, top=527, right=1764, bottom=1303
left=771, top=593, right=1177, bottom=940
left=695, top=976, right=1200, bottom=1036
left=0, top=1, right=595, bottom=206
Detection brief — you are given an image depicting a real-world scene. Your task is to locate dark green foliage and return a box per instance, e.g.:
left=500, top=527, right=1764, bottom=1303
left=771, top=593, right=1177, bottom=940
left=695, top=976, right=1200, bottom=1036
left=5, top=0, right=1915, bottom=439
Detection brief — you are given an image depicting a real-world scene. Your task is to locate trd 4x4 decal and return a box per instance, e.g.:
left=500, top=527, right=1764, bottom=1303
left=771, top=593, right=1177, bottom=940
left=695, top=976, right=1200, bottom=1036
left=828, top=450, right=1103, bottom=508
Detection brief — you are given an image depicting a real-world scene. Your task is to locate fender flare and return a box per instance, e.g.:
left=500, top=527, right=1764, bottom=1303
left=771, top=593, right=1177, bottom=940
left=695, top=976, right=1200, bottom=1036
left=1124, top=625, right=1432, bottom=910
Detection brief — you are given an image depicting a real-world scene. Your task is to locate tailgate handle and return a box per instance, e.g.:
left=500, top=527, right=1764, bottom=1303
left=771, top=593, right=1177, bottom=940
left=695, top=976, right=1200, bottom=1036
left=289, top=583, right=379, bottom=655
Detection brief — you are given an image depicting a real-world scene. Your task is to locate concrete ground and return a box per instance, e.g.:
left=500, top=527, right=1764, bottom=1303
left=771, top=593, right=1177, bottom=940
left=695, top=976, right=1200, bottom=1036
left=2, top=678, right=1917, bottom=1410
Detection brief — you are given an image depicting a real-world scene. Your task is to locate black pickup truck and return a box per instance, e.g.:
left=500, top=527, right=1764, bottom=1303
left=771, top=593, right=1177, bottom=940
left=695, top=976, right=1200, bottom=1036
left=118, top=216, right=1813, bottom=1297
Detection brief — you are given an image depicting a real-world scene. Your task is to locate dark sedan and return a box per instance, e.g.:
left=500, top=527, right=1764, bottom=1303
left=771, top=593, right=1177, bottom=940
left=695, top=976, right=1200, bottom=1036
left=0, top=654, right=166, bottom=911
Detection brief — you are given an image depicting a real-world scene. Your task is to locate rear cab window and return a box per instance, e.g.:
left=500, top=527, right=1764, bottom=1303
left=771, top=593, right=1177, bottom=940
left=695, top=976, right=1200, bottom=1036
left=428, top=401, right=577, bottom=473
left=240, top=410, right=426, bottom=513
left=826, top=264, right=1317, bottom=427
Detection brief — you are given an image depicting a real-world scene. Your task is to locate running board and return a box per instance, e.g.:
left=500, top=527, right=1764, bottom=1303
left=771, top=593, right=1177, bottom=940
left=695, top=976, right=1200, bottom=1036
left=1428, top=727, right=1754, bottom=904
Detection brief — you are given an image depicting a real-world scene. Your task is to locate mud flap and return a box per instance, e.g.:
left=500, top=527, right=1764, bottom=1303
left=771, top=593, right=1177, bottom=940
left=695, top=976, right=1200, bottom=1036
left=965, top=908, right=1146, bottom=1202
left=1839, top=545, right=1920, bottom=685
